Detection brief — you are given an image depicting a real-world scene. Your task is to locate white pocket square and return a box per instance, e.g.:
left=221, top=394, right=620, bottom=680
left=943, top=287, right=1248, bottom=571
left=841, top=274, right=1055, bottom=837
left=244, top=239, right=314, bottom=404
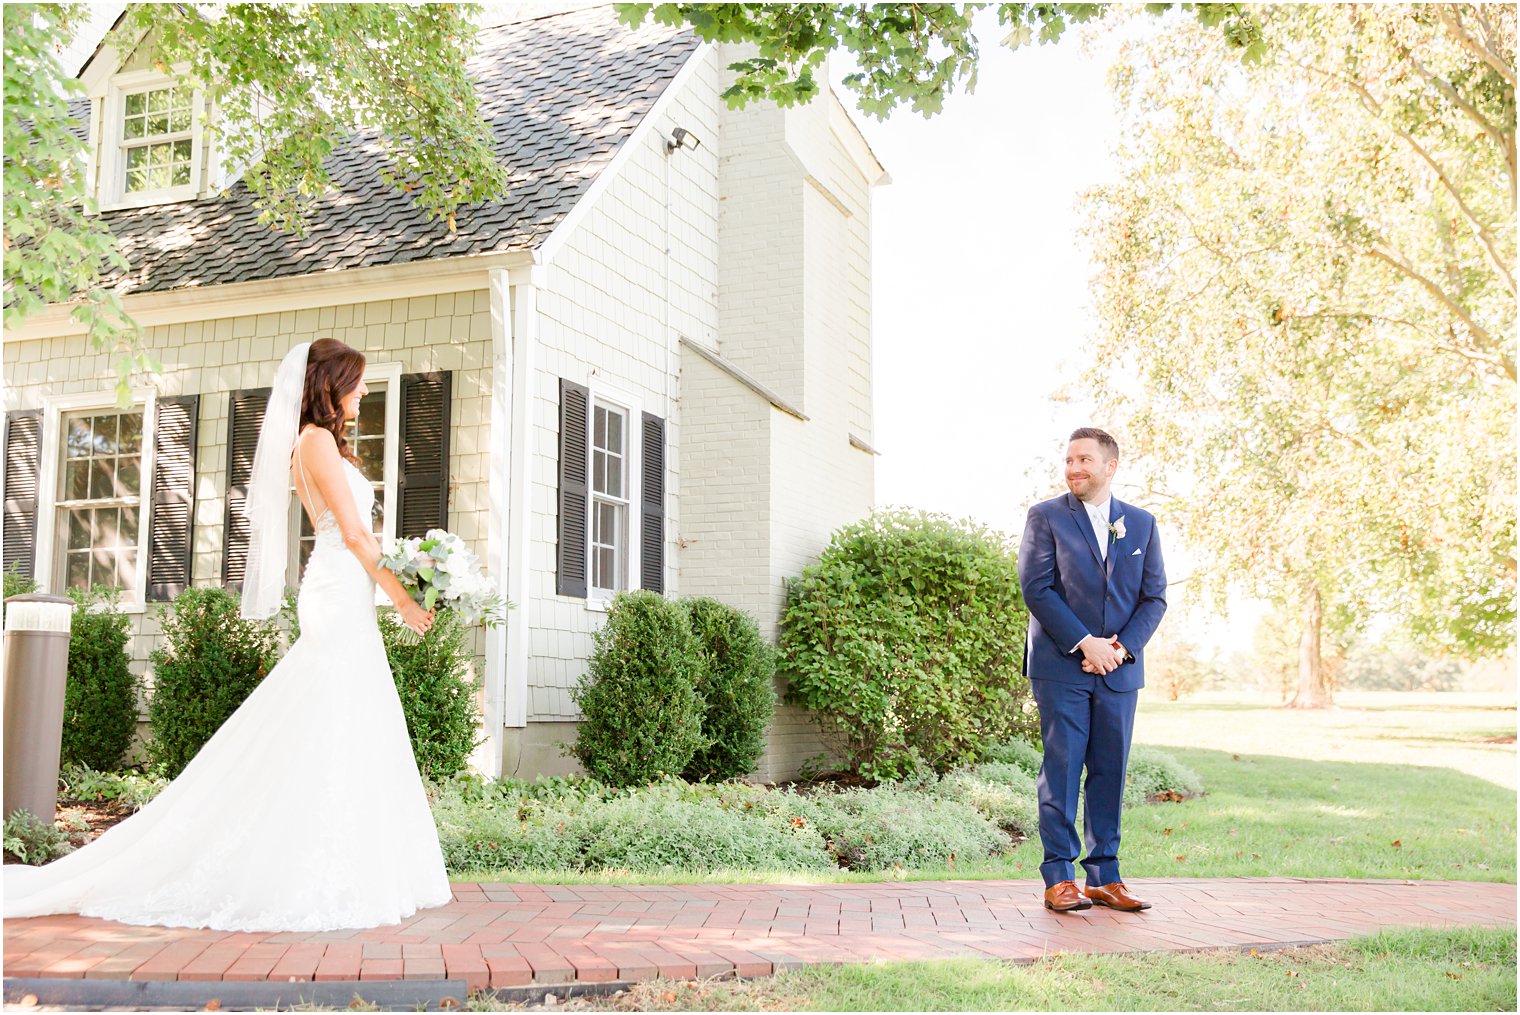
left=1131, top=548, right=1142, bottom=556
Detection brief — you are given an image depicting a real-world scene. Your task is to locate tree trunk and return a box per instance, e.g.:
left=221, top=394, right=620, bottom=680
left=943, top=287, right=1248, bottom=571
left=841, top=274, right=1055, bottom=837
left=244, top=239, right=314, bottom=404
left=1287, top=581, right=1333, bottom=708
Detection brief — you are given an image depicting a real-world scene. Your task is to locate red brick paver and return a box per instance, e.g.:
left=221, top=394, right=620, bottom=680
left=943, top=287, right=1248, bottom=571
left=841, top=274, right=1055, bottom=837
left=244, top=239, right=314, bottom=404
left=4, top=878, right=1513, bottom=989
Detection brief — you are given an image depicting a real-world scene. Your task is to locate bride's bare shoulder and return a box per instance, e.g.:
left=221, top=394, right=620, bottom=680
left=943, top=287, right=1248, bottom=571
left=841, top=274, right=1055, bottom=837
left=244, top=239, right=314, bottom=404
left=297, top=425, right=339, bottom=455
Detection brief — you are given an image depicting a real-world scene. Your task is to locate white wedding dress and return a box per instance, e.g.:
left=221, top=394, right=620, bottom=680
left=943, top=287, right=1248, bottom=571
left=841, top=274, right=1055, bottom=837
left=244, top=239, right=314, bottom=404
left=3, top=457, right=454, bottom=931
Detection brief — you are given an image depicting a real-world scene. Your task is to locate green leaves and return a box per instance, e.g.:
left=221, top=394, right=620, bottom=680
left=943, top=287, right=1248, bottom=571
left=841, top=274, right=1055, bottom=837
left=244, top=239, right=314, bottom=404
left=617, top=3, right=1266, bottom=121
left=779, top=509, right=1037, bottom=781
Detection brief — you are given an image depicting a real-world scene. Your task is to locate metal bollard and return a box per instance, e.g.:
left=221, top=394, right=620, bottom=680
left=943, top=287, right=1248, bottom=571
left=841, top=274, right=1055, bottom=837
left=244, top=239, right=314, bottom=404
left=3, top=593, right=75, bottom=825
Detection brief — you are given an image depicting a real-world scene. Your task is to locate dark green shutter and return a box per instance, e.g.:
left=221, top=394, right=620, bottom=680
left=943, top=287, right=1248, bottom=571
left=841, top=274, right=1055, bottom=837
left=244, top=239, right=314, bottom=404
left=640, top=411, right=665, bottom=593
left=223, top=388, right=269, bottom=589
left=397, top=371, right=451, bottom=538
left=148, top=395, right=199, bottom=601
left=557, top=379, right=589, bottom=598
left=3, top=409, right=43, bottom=581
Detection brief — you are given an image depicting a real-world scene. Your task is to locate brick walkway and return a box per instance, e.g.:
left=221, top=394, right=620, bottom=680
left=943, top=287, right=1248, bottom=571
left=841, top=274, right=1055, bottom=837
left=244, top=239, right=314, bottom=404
left=4, top=878, right=1514, bottom=995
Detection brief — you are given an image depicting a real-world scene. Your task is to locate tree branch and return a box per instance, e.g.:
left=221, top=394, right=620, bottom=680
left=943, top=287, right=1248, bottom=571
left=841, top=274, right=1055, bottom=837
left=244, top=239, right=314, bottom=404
left=1437, top=4, right=1517, bottom=90
left=1361, top=241, right=1514, bottom=382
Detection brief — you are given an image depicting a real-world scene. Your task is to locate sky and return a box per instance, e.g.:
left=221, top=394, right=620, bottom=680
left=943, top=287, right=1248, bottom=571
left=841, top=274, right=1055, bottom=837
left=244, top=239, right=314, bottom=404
left=827, top=9, right=1126, bottom=534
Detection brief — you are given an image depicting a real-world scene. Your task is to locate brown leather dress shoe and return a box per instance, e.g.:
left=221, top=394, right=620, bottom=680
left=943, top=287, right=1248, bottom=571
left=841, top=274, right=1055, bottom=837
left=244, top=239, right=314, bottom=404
left=1043, top=880, right=1093, bottom=912
left=1084, top=881, right=1152, bottom=911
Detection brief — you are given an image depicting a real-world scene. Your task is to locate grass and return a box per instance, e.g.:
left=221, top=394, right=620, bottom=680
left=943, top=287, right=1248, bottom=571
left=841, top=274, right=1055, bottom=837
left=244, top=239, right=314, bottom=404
left=450, top=692, right=1516, bottom=885
left=271, top=926, right=1517, bottom=1012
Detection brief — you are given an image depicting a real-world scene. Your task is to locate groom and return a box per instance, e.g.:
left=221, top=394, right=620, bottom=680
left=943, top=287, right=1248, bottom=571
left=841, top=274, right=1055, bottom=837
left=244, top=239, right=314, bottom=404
left=1018, top=427, right=1167, bottom=913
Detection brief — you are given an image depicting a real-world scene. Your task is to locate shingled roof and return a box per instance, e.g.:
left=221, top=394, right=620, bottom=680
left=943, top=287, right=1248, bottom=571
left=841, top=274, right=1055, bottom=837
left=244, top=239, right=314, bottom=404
left=87, top=5, right=699, bottom=296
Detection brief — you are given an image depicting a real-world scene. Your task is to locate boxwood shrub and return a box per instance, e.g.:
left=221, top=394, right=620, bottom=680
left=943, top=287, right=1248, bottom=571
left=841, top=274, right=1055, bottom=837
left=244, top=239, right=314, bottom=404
left=780, top=509, right=1038, bottom=781
left=681, top=597, right=776, bottom=782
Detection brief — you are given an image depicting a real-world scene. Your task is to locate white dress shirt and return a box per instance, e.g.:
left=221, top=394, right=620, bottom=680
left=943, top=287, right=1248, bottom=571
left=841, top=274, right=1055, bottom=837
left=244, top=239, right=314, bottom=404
left=1069, top=495, right=1113, bottom=653
left=1084, top=496, right=1113, bottom=562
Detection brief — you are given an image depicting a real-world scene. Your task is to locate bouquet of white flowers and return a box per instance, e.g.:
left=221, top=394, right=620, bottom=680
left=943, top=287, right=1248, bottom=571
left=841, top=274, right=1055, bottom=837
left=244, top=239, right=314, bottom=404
left=378, top=529, right=510, bottom=638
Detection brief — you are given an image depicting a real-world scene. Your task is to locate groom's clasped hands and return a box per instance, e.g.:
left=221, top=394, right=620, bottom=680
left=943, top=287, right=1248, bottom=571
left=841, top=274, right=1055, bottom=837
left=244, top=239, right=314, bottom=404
left=1075, top=633, right=1132, bottom=675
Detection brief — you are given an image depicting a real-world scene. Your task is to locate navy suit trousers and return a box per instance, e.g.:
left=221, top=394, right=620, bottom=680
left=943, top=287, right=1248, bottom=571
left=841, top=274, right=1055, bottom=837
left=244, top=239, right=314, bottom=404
left=1030, top=673, right=1137, bottom=889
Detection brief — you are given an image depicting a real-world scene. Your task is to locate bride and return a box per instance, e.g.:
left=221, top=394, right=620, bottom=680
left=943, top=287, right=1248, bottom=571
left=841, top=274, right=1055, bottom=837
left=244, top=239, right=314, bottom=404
left=3, top=338, right=455, bottom=932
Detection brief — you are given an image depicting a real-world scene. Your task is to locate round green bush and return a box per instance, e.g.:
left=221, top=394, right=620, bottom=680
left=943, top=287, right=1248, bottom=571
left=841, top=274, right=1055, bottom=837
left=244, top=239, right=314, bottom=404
left=567, top=590, right=709, bottom=787
left=379, top=608, right=485, bottom=782
left=60, top=586, right=141, bottom=772
left=680, top=597, right=776, bottom=782
left=780, top=509, right=1038, bottom=781
left=147, top=587, right=281, bottom=779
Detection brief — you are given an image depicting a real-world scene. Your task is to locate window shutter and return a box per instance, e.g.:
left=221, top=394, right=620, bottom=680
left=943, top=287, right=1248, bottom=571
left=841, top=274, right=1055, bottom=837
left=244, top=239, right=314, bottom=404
left=557, top=379, right=589, bottom=598
left=223, top=388, right=269, bottom=589
left=147, top=395, right=199, bottom=601
left=2, top=409, right=44, bottom=582
left=397, top=371, right=452, bottom=538
left=640, top=412, right=665, bottom=593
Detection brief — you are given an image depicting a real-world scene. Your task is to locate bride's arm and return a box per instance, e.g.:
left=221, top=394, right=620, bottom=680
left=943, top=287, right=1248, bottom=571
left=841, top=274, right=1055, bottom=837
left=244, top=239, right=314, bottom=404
left=297, top=427, right=434, bottom=635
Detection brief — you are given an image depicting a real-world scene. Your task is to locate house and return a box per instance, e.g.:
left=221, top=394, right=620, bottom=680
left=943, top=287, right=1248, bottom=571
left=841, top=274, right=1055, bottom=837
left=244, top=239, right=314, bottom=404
left=2, top=4, right=889, bottom=783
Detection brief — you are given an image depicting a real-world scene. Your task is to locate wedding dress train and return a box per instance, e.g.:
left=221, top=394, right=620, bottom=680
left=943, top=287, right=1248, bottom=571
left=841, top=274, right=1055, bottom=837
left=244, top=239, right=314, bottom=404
left=3, top=458, right=453, bottom=931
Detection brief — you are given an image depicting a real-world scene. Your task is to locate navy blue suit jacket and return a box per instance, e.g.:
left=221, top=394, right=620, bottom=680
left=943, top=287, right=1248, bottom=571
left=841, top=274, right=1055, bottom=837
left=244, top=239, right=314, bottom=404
left=1017, top=493, right=1167, bottom=692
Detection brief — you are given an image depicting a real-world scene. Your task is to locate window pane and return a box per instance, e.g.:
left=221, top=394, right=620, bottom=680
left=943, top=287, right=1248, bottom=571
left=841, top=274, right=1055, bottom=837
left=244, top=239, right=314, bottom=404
left=126, top=169, right=148, bottom=193
left=149, top=144, right=169, bottom=169
left=172, top=162, right=191, bottom=186
left=146, top=88, right=167, bottom=114
left=170, top=107, right=191, bottom=132
left=91, top=548, right=116, bottom=588
left=117, top=548, right=137, bottom=591
left=173, top=139, right=191, bottom=161
left=358, top=391, right=385, bottom=433
left=91, top=507, right=116, bottom=548
left=90, top=458, right=115, bottom=499
left=594, top=406, right=607, bottom=449
left=64, top=461, right=89, bottom=500
left=358, top=438, right=383, bottom=477
left=67, top=510, right=90, bottom=550
left=125, top=92, right=145, bottom=116
left=595, top=548, right=614, bottom=590
left=371, top=497, right=385, bottom=534
left=607, top=411, right=623, bottom=455
left=122, top=116, right=146, bottom=140
left=66, top=553, right=89, bottom=589
left=118, top=412, right=143, bottom=454
left=120, top=506, right=139, bottom=545
left=65, top=418, right=91, bottom=457
left=606, top=455, right=622, bottom=498
left=92, top=414, right=118, bottom=454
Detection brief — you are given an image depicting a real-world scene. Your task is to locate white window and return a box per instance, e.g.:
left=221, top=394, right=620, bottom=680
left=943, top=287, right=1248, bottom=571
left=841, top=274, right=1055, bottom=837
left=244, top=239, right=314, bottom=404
left=56, top=408, right=146, bottom=593
left=589, top=401, right=630, bottom=597
left=98, top=70, right=203, bottom=209
left=35, top=391, right=158, bottom=610
left=120, top=84, right=195, bottom=193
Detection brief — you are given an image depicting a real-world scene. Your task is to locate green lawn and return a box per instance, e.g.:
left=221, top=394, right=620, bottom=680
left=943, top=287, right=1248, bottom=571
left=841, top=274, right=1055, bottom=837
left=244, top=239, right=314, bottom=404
left=460, top=692, right=1517, bottom=886
left=283, top=927, right=1516, bottom=1012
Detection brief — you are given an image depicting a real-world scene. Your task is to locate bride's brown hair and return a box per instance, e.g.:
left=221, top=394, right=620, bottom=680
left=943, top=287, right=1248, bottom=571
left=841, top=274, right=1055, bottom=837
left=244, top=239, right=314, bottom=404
left=300, top=338, right=365, bottom=466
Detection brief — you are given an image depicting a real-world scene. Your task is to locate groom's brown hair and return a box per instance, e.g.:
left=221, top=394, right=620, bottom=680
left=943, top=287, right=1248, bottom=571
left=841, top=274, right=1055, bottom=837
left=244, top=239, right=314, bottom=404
left=1069, top=427, right=1119, bottom=460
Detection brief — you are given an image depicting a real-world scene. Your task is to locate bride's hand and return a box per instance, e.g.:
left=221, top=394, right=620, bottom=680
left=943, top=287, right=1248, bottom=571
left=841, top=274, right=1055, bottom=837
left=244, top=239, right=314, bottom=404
left=398, top=600, right=435, bottom=636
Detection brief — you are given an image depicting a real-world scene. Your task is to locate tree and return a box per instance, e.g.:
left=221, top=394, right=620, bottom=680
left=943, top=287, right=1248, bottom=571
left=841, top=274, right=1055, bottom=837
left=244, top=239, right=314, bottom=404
left=614, top=3, right=1267, bottom=117
left=3, top=3, right=509, bottom=398
left=1080, top=5, right=1515, bottom=707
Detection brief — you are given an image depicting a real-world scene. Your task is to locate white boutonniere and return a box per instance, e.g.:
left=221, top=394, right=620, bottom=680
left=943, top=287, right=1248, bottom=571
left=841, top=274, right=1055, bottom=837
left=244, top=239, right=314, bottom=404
left=1108, top=516, right=1126, bottom=541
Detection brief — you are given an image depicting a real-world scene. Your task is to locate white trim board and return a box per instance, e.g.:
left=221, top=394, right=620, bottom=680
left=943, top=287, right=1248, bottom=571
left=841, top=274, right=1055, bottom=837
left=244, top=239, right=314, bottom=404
left=8, top=249, right=534, bottom=342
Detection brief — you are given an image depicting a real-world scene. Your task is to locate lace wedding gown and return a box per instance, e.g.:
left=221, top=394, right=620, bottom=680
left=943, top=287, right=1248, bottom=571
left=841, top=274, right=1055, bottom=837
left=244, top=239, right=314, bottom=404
left=3, top=457, right=454, bottom=931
